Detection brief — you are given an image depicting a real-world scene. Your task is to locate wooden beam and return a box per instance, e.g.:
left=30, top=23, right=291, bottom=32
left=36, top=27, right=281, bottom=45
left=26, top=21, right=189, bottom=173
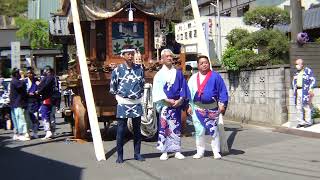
left=70, top=0, right=106, bottom=161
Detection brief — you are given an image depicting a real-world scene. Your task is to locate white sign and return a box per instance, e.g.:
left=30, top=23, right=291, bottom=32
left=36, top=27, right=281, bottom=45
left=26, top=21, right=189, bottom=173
left=154, top=37, right=162, bottom=49
left=154, top=20, right=162, bottom=49
left=154, top=20, right=161, bottom=36
left=185, top=44, right=198, bottom=53
left=11, top=41, right=20, bottom=69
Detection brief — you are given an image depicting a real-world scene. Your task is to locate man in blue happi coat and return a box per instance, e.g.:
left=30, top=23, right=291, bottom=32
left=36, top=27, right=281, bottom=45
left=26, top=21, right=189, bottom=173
left=25, top=67, right=40, bottom=139
left=292, top=58, right=316, bottom=128
left=110, top=47, right=145, bottom=163
left=37, top=66, right=56, bottom=139
left=152, top=49, right=190, bottom=161
left=187, top=55, right=228, bottom=159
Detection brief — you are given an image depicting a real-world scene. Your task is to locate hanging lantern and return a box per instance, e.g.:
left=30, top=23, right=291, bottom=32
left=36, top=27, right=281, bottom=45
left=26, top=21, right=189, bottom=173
left=133, top=23, right=137, bottom=32
left=128, top=9, right=133, bottom=21
left=119, top=23, right=123, bottom=33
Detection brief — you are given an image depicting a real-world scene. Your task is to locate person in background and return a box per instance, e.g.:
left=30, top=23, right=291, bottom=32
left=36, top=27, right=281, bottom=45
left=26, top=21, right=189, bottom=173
left=292, top=58, right=316, bottom=128
left=52, top=76, right=62, bottom=113
left=187, top=55, right=228, bottom=159
left=25, top=67, right=40, bottom=139
left=0, top=81, right=11, bottom=130
left=37, top=66, right=56, bottom=140
left=110, top=47, right=145, bottom=163
left=152, top=49, right=190, bottom=160
left=10, top=68, right=30, bottom=141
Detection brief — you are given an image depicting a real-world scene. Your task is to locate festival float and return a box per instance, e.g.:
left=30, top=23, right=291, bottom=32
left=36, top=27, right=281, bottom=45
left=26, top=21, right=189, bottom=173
left=50, top=0, right=187, bottom=140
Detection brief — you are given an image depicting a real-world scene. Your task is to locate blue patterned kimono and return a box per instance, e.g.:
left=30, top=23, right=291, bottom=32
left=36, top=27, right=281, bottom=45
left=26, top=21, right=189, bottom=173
left=153, top=67, right=190, bottom=152
left=188, top=71, right=228, bottom=139
left=110, top=63, right=145, bottom=118
left=25, top=77, right=40, bottom=113
left=292, top=67, right=316, bottom=105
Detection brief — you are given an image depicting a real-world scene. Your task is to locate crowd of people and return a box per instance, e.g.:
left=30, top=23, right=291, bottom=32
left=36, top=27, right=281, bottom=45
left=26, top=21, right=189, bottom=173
left=0, top=65, right=61, bottom=141
left=1, top=47, right=315, bottom=164
left=110, top=47, right=228, bottom=163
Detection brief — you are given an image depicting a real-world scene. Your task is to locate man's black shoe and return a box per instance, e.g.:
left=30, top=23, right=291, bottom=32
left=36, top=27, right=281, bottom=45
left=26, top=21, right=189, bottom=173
left=116, top=158, right=124, bottom=163
left=304, top=124, right=312, bottom=128
left=134, top=154, right=145, bottom=161
left=296, top=124, right=305, bottom=128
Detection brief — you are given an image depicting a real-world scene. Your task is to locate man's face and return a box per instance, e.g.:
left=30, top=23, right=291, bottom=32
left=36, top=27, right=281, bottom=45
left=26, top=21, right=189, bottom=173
left=123, top=51, right=135, bottom=64
left=295, top=59, right=304, bottom=70
left=162, top=51, right=173, bottom=68
left=198, top=57, right=210, bottom=73
left=27, top=71, right=33, bottom=79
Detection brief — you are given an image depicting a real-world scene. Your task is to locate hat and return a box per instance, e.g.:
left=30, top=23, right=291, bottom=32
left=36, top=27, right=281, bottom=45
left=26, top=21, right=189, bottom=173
left=120, top=45, right=136, bottom=56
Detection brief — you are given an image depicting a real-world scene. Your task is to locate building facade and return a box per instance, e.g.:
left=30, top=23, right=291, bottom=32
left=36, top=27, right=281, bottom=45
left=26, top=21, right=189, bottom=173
left=184, top=0, right=256, bottom=19
left=184, top=0, right=320, bottom=19
left=28, top=0, right=61, bottom=20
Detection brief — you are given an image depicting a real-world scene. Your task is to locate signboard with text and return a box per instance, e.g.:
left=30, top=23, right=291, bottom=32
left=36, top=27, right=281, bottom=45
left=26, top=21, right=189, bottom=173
left=11, top=41, right=21, bottom=69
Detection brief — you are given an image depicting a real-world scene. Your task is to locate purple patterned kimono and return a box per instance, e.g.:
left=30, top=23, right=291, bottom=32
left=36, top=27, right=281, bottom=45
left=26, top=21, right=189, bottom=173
left=153, top=68, right=190, bottom=152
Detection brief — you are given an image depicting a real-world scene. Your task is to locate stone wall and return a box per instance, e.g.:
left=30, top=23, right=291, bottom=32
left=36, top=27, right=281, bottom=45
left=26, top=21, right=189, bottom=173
left=219, top=65, right=291, bottom=126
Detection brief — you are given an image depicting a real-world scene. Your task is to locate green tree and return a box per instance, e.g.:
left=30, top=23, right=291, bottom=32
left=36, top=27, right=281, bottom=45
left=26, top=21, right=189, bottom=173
left=226, top=28, right=250, bottom=47
left=15, top=17, right=56, bottom=49
left=0, top=0, right=27, bottom=17
left=243, top=7, right=290, bottom=29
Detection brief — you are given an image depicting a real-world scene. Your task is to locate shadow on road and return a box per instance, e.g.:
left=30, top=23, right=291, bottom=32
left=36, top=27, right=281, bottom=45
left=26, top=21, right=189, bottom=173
left=0, top=135, right=83, bottom=180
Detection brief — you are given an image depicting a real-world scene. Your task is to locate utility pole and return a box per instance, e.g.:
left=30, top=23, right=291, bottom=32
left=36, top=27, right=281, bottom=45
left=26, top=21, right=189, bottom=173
left=290, top=0, right=303, bottom=42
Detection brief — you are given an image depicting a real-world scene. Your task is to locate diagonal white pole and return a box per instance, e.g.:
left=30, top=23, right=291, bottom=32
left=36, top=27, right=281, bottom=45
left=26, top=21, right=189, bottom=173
left=190, top=0, right=210, bottom=62
left=70, top=0, right=106, bottom=161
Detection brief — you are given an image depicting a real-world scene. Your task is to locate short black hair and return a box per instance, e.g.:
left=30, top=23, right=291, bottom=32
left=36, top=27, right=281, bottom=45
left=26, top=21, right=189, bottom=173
left=11, top=68, right=20, bottom=78
left=197, top=55, right=209, bottom=63
left=26, top=67, right=34, bottom=73
left=44, top=65, right=53, bottom=73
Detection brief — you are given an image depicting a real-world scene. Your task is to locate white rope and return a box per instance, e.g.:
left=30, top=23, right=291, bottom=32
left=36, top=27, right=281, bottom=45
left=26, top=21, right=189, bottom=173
left=127, top=83, right=157, bottom=137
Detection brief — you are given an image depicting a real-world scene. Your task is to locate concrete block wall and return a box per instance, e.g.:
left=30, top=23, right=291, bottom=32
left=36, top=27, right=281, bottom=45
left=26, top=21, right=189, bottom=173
left=219, top=65, right=291, bottom=126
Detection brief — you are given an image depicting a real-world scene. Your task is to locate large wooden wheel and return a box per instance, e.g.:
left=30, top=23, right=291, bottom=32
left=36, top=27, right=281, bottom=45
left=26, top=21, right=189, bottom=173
left=72, top=96, right=89, bottom=139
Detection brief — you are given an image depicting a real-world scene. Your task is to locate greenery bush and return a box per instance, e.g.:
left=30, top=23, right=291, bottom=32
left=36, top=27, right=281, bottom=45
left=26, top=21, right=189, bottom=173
left=243, top=6, right=290, bottom=29
left=226, top=28, right=250, bottom=47
left=221, top=47, right=239, bottom=71
left=312, top=106, right=320, bottom=119
left=223, top=29, right=289, bottom=70
left=222, top=48, right=256, bottom=70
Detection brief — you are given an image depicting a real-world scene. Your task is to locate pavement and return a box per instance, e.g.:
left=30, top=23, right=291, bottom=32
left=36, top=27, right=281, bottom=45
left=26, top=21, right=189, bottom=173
left=1, top=115, right=320, bottom=180
left=281, top=121, right=320, bottom=133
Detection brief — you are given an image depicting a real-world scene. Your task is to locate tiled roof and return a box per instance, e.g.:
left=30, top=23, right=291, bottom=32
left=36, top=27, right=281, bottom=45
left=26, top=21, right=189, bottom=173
left=275, top=7, right=320, bottom=32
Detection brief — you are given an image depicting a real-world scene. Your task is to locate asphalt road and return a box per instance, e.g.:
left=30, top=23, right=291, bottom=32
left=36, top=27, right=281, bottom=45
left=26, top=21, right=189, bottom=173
left=1, top=115, right=320, bottom=180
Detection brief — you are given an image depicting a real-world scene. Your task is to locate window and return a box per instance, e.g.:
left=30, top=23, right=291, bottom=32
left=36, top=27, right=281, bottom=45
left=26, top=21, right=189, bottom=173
left=237, top=4, right=250, bottom=17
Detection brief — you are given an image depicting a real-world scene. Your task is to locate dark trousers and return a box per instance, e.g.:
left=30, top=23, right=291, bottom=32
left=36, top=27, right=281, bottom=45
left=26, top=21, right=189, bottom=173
left=116, top=117, right=142, bottom=159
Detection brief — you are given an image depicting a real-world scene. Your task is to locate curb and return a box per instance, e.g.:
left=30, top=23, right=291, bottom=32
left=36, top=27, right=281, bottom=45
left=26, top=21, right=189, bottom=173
left=273, top=127, right=320, bottom=138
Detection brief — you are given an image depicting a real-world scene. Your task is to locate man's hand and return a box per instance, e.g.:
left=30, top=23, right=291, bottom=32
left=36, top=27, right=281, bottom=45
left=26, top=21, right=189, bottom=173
left=164, top=99, right=175, bottom=107
left=309, top=91, right=314, bottom=98
left=218, top=102, right=225, bottom=114
left=187, top=106, right=192, bottom=115
left=172, top=98, right=183, bottom=108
